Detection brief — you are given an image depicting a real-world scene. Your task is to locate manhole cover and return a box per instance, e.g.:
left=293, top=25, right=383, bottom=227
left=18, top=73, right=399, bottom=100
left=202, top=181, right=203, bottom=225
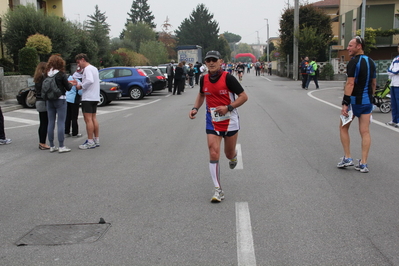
left=15, top=223, right=111, bottom=246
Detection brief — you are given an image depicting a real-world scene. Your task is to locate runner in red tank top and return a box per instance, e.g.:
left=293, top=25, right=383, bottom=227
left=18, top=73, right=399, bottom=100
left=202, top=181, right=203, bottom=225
left=189, top=50, right=248, bottom=202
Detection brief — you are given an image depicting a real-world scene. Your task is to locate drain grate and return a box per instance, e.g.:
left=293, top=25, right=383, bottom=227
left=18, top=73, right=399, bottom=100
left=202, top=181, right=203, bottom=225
left=15, top=223, right=111, bottom=246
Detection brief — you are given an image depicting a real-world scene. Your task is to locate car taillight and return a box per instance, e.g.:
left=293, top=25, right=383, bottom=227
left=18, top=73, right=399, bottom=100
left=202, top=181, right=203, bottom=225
left=110, top=87, right=118, bottom=91
left=137, top=69, right=147, bottom=76
left=156, top=76, right=165, bottom=80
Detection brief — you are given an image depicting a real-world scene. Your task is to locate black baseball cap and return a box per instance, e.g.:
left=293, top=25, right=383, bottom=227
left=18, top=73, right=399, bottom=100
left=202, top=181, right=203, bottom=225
left=204, top=50, right=221, bottom=60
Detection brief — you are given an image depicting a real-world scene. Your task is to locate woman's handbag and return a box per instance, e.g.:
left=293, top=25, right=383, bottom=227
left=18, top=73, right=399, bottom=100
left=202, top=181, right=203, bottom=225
left=27, top=89, right=36, bottom=105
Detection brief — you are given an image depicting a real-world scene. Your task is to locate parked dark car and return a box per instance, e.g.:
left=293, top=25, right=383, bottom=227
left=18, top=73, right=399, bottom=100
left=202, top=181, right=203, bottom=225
left=98, top=81, right=122, bottom=106
left=99, top=67, right=152, bottom=100
left=156, top=65, right=168, bottom=79
left=16, top=81, right=122, bottom=108
left=135, top=66, right=167, bottom=91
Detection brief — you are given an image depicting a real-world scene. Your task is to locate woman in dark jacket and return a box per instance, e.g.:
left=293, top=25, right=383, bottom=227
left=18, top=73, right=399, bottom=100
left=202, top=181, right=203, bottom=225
left=173, top=62, right=184, bottom=95
left=45, top=55, right=73, bottom=153
left=34, top=62, right=50, bottom=150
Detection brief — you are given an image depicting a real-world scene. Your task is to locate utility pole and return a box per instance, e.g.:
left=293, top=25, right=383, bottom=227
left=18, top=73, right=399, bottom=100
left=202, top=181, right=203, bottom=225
left=293, top=0, right=299, bottom=80
left=361, top=0, right=366, bottom=38
left=265, top=18, right=270, bottom=63
left=256, top=31, right=260, bottom=59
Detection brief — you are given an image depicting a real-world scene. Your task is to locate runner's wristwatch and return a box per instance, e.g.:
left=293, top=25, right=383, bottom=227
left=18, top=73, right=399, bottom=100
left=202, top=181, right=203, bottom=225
left=226, top=105, right=234, bottom=112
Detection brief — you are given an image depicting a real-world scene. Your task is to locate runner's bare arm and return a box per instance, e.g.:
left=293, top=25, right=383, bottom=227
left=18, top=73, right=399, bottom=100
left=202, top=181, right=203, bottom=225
left=189, top=93, right=205, bottom=119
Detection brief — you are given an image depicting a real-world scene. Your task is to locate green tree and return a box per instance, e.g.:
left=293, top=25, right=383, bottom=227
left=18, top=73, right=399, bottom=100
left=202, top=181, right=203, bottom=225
left=68, top=25, right=99, bottom=66
left=222, top=32, right=241, bottom=44
left=113, top=48, right=149, bottom=66
left=123, top=22, right=156, bottom=53
left=139, top=40, right=168, bottom=65
left=222, top=31, right=242, bottom=53
left=356, top=28, right=377, bottom=55
left=126, top=0, right=156, bottom=28
left=297, top=26, right=325, bottom=58
left=85, top=5, right=111, bottom=67
left=18, top=47, right=39, bottom=75
left=175, top=4, right=220, bottom=54
left=279, top=4, right=332, bottom=61
left=2, top=4, right=77, bottom=65
left=121, top=0, right=156, bottom=38
left=25, top=33, right=52, bottom=61
left=216, top=35, right=232, bottom=62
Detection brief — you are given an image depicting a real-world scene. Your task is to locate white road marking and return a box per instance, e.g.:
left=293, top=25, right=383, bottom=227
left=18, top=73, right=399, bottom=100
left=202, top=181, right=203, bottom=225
left=4, top=99, right=161, bottom=130
left=236, top=202, right=256, bottom=266
left=261, top=76, right=272, bottom=81
left=235, top=143, right=243, bottom=169
left=308, top=88, right=399, bottom=132
left=14, top=109, right=38, bottom=115
left=4, top=116, right=39, bottom=125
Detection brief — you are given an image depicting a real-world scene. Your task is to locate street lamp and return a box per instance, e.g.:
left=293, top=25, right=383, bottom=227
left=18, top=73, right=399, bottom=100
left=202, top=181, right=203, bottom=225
left=264, top=18, right=269, bottom=63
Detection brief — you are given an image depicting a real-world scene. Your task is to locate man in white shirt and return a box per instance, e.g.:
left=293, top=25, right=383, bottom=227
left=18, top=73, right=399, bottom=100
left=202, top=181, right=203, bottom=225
left=71, top=53, right=100, bottom=149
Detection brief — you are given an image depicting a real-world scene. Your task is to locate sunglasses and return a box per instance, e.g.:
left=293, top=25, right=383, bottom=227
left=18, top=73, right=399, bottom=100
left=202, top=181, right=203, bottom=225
left=205, top=58, right=218, bottom=63
left=355, top=36, right=363, bottom=44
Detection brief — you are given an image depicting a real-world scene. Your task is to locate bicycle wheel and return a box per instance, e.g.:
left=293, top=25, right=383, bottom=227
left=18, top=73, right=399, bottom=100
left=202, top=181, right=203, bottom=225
left=380, top=101, right=391, bottom=113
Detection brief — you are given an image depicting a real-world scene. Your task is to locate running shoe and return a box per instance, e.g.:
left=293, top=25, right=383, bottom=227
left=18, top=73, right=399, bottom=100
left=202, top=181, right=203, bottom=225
left=72, top=133, right=82, bottom=138
left=337, top=156, right=354, bottom=168
left=211, top=188, right=225, bottom=203
left=94, top=139, right=100, bottom=147
left=386, top=121, right=398, bottom=127
left=0, top=138, right=12, bottom=145
left=58, top=146, right=71, bottom=153
left=229, top=156, right=238, bottom=169
left=49, top=146, right=58, bottom=153
left=79, top=140, right=96, bottom=150
left=354, top=159, right=369, bottom=173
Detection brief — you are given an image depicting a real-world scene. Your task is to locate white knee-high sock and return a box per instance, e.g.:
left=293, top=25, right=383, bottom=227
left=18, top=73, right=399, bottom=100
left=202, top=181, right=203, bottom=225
left=209, top=160, right=221, bottom=188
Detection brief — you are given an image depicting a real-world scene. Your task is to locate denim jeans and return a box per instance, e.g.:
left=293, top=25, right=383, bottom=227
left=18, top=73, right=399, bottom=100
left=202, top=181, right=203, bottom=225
left=47, top=99, right=67, bottom=147
left=391, top=86, right=399, bottom=123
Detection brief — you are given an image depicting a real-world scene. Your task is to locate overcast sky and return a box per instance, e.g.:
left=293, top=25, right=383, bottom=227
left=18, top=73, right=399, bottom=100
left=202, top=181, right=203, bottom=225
left=63, top=0, right=319, bottom=45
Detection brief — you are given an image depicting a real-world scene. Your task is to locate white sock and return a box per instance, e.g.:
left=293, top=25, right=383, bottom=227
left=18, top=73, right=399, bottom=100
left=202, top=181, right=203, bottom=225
left=209, top=161, right=221, bottom=188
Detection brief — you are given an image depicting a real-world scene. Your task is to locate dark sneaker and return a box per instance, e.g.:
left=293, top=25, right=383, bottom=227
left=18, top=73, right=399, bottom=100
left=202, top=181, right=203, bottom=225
left=337, top=156, right=354, bottom=168
left=354, top=159, right=369, bottom=173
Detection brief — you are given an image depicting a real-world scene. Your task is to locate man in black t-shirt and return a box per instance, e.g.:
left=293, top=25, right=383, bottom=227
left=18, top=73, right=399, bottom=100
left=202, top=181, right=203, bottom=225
left=337, top=36, right=376, bottom=173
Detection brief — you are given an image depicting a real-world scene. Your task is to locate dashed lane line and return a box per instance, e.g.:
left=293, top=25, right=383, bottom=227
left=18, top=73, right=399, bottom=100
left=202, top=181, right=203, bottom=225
left=236, top=202, right=256, bottom=266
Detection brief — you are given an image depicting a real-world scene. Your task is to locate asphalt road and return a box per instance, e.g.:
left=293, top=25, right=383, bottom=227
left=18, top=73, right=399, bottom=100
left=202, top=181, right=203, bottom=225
left=1, top=72, right=399, bottom=265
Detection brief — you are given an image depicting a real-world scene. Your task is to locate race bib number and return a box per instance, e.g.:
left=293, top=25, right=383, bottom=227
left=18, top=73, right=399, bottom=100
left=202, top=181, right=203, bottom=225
left=210, top=107, right=231, bottom=122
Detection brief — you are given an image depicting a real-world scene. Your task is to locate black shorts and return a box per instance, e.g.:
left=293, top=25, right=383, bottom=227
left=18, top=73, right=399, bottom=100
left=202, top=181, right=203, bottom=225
left=81, top=101, right=98, bottom=114
left=206, top=129, right=238, bottom=137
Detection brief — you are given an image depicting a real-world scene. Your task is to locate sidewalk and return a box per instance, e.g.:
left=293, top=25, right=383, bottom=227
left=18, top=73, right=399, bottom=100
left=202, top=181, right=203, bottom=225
left=0, top=99, right=23, bottom=113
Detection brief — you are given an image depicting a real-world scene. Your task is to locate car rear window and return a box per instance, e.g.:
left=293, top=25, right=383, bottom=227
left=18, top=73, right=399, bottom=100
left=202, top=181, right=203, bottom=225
left=142, top=69, right=153, bottom=75
left=119, top=69, right=133, bottom=77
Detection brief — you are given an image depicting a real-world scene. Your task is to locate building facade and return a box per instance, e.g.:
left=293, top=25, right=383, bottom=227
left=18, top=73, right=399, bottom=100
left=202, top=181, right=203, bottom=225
left=338, top=0, right=399, bottom=61
left=0, top=0, right=63, bottom=17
